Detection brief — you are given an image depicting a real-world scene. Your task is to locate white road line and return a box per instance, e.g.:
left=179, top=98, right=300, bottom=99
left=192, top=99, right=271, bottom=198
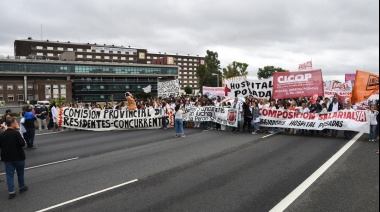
left=0, top=157, right=79, bottom=176
left=36, top=131, right=64, bottom=136
left=269, top=132, right=364, bottom=212
left=262, top=133, right=277, bottom=138
left=36, top=179, right=139, bottom=212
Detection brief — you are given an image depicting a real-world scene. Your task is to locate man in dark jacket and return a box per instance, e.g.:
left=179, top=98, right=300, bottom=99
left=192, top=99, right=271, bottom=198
left=24, top=106, right=37, bottom=149
left=0, top=116, right=28, bottom=199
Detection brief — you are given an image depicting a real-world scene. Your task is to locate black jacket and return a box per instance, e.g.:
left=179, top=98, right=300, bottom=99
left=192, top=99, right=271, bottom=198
left=0, top=128, right=26, bottom=162
left=328, top=102, right=343, bottom=112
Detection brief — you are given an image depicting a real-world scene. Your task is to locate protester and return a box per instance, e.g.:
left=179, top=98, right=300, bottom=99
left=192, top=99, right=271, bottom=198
left=343, top=103, right=355, bottom=139
left=242, top=99, right=253, bottom=133
left=328, top=98, right=343, bottom=137
left=0, top=116, right=28, bottom=199
left=320, top=103, right=329, bottom=136
left=369, top=104, right=379, bottom=142
left=252, top=102, right=260, bottom=134
left=24, top=106, right=37, bottom=149
left=35, top=103, right=48, bottom=132
left=194, top=101, right=202, bottom=128
left=174, top=104, right=186, bottom=138
left=231, top=98, right=242, bottom=133
left=51, top=102, right=60, bottom=131
left=161, top=101, right=168, bottom=130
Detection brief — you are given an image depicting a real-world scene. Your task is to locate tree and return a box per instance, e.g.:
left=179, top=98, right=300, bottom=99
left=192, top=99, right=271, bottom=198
left=257, top=66, right=288, bottom=79
left=184, top=86, right=193, bottom=95
left=196, top=50, right=222, bottom=92
left=222, top=61, right=249, bottom=79
left=134, top=89, right=153, bottom=99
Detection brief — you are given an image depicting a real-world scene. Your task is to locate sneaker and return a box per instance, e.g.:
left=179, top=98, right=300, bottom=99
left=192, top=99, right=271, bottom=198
left=8, top=193, right=16, bottom=199
left=181, top=135, right=186, bottom=138
left=174, top=134, right=178, bottom=138
left=252, top=132, right=257, bottom=135
left=369, top=139, right=373, bottom=142
left=20, top=185, right=28, bottom=193
left=31, top=146, right=37, bottom=149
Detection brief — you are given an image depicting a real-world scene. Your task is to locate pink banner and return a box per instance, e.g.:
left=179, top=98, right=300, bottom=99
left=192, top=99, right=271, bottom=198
left=345, top=73, right=356, bottom=83
left=272, top=69, right=324, bottom=99
left=298, top=61, right=312, bottom=70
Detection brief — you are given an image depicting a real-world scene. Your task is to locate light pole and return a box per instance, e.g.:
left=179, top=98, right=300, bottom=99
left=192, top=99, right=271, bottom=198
left=212, top=73, right=219, bottom=87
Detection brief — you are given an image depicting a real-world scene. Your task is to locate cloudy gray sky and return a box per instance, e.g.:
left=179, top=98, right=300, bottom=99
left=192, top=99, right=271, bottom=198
left=0, top=0, right=378, bottom=81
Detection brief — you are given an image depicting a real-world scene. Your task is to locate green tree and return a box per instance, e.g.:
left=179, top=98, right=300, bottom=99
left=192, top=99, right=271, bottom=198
left=134, top=89, right=153, bottom=99
left=184, top=86, right=193, bottom=95
left=257, top=66, right=288, bottom=79
left=223, top=61, right=249, bottom=79
left=196, top=50, right=222, bottom=92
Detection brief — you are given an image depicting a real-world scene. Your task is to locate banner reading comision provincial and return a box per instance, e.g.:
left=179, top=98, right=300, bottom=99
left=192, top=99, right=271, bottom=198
left=272, top=69, right=324, bottom=99
left=158, top=79, right=180, bottom=98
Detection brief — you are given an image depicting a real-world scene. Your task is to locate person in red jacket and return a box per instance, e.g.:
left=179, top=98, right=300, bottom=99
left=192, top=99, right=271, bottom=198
left=0, top=116, right=29, bottom=199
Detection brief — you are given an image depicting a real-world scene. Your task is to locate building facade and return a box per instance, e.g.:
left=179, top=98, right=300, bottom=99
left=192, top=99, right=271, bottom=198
left=14, top=38, right=204, bottom=91
left=0, top=59, right=178, bottom=105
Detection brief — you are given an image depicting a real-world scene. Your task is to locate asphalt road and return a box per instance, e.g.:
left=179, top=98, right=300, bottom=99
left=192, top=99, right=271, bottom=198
left=0, top=128, right=378, bottom=212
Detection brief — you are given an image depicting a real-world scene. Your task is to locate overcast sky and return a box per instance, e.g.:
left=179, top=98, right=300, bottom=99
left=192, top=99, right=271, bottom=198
left=0, top=0, right=378, bottom=81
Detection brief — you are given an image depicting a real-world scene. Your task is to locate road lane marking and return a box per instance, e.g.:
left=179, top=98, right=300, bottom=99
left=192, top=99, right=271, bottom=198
left=0, top=157, right=79, bottom=176
left=262, top=132, right=278, bottom=138
left=36, top=131, right=64, bottom=136
left=269, top=132, right=364, bottom=212
left=36, top=179, right=139, bottom=212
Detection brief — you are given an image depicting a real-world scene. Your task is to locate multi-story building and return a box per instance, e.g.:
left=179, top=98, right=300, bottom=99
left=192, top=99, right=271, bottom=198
left=14, top=38, right=205, bottom=91
left=0, top=58, right=178, bottom=105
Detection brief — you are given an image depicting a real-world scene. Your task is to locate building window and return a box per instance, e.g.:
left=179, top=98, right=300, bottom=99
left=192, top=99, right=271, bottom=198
left=77, top=55, right=83, bottom=58
left=17, top=85, right=23, bottom=90
left=7, top=85, right=13, bottom=90
left=105, top=56, right=110, bottom=59
left=47, top=46, right=53, bottom=50
left=18, top=94, right=24, bottom=101
left=129, top=57, right=134, bottom=61
left=8, top=95, right=14, bottom=102
left=96, top=55, right=101, bottom=59
left=86, top=55, right=92, bottom=58
left=28, top=85, right=33, bottom=90
left=0, top=94, right=3, bottom=101
left=37, top=52, right=43, bottom=56
left=47, top=53, right=54, bottom=57
left=77, top=48, right=82, bottom=52
left=58, top=47, right=63, bottom=51
left=0, top=85, right=3, bottom=90
left=36, top=46, right=43, bottom=49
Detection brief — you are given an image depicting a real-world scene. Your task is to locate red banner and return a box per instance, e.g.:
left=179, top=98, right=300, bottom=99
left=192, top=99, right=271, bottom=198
left=272, top=69, right=324, bottom=99
left=298, top=61, right=312, bottom=70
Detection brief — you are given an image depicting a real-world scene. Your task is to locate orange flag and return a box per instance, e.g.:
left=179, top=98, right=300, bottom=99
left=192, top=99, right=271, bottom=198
left=351, top=70, right=379, bottom=103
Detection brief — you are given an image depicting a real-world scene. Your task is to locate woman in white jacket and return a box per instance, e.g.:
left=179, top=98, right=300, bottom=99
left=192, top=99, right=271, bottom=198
left=369, top=104, right=379, bottom=142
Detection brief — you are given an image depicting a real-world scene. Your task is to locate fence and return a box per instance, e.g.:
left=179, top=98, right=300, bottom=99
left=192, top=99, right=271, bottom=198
left=0, top=106, right=23, bottom=116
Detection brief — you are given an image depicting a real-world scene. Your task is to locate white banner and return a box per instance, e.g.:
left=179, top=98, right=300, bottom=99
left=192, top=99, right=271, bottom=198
left=58, top=108, right=166, bottom=131
left=158, top=79, right=180, bottom=98
left=324, top=90, right=352, bottom=100
left=224, top=78, right=273, bottom=99
left=259, top=108, right=370, bottom=133
left=324, top=81, right=352, bottom=92
left=203, top=87, right=225, bottom=98
left=183, top=106, right=238, bottom=127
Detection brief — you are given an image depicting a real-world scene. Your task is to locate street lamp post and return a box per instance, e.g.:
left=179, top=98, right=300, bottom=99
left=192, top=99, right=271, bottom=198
left=212, top=73, right=219, bottom=87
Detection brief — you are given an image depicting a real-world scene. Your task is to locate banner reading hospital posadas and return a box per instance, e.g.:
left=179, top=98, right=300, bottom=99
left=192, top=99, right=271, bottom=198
left=259, top=108, right=370, bottom=133
left=351, top=70, right=379, bottom=103
left=158, top=79, right=180, bottom=98
left=224, top=78, right=273, bottom=99
left=272, top=70, right=324, bottom=99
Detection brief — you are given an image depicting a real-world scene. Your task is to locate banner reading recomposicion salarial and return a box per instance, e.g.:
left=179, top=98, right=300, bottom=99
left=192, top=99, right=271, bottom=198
left=259, top=108, right=370, bottom=133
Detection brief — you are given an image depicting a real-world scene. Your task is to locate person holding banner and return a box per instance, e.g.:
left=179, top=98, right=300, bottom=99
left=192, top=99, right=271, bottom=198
left=288, top=101, right=298, bottom=135
left=369, top=104, right=379, bottom=142
left=328, top=98, right=343, bottom=137
left=174, top=104, right=186, bottom=138
left=252, top=102, right=260, bottom=135
left=343, top=103, right=355, bottom=139
left=161, top=101, right=169, bottom=130
left=231, top=98, right=242, bottom=133
left=242, top=99, right=253, bottom=133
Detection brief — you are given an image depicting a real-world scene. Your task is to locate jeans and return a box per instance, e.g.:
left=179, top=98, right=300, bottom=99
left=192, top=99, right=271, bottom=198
left=175, top=119, right=184, bottom=135
left=370, top=125, right=377, bottom=140
left=25, top=128, right=35, bottom=148
left=331, top=129, right=339, bottom=137
left=344, top=131, right=353, bottom=139
left=5, top=161, right=26, bottom=193
left=243, top=117, right=253, bottom=132
left=253, top=122, right=259, bottom=132
left=37, top=118, right=47, bottom=130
